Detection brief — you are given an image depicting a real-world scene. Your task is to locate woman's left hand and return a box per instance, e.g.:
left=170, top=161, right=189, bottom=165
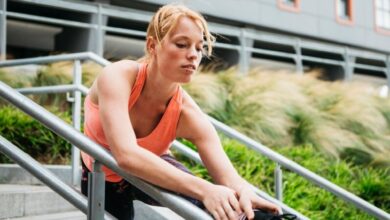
left=237, top=186, right=282, bottom=219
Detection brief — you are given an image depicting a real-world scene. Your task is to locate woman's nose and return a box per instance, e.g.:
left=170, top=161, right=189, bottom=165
left=187, top=47, right=199, bottom=60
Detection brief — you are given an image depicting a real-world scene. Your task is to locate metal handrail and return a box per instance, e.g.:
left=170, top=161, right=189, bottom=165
left=0, top=136, right=114, bottom=220
left=0, top=80, right=213, bottom=220
left=0, top=52, right=110, bottom=67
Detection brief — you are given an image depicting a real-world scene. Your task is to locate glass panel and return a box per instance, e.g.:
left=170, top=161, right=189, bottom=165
left=384, top=12, right=390, bottom=29
left=377, top=10, right=384, bottom=27
left=338, top=0, right=349, bottom=19
left=384, top=0, right=390, bottom=10
left=377, top=0, right=383, bottom=8
left=282, top=0, right=295, bottom=6
left=338, top=0, right=348, bottom=17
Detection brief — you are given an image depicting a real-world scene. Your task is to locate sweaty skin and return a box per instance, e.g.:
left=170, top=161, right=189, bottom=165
left=86, top=16, right=281, bottom=220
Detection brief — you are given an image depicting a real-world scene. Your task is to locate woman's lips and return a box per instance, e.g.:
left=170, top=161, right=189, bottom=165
left=182, top=64, right=196, bottom=73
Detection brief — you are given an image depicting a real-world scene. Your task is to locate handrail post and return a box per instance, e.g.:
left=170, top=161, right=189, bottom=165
left=343, top=47, right=354, bottom=81
left=294, top=38, right=303, bottom=74
left=274, top=163, right=283, bottom=201
left=97, top=4, right=104, bottom=57
left=0, top=0, right=6, bottom=61
left=386, top=55, right=390, bottom=98
left=88, top=160, right=105, bottom=220
left=238, top=28, right=250, bottom=75
left=71, top=59, right=82, bottom=186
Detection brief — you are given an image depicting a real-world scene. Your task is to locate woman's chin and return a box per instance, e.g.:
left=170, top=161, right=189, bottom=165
left=180, top=77, right=192, bottom=84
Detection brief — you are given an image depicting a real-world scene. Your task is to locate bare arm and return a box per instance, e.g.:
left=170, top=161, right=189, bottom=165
left=177, top=92, right=281, bottom=218
left=177, top=91, right=244, bottom=189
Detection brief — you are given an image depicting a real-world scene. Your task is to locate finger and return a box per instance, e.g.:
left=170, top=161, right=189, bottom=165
left=240, top=199, right=254, bottom=219
left=222, top=200, right=237, bottom=220
left=253, top=198, right=280, bottom=214
left=228, top=194, right=242, bottom=214
left=217, top=206, right=228, bottom=220
left=211, top=210, right=221, bottom=220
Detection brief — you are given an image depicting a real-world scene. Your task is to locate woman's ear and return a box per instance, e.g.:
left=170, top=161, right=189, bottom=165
left=146, top=36, right=156, bottom=55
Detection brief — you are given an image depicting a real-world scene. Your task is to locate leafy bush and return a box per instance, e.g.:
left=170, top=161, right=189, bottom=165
left=0, top=106, right=72, bottom=164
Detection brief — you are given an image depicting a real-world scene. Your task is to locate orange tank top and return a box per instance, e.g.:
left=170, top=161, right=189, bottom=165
left=81, top=63, right=183, bottom=182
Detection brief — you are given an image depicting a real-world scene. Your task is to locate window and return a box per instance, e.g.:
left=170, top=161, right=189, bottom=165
left=336, top=0, right=354, bottom=25
left=278, top=0, right=300, bottom=13
left=375, top=0, right=390, bottom=31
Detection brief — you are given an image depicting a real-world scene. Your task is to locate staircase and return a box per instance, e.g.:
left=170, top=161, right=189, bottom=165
left=0, top=164, right=183, bottom=220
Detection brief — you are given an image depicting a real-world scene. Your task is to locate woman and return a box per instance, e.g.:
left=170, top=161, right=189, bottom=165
left=81, top=4, right=281, bottom=220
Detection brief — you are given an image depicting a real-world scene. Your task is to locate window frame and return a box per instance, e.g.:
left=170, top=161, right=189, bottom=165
left=278, top=0, right=301, bottom=13
left=374, top=0, right=390, bottom=35
left=335, top=0, right=354, bottom=25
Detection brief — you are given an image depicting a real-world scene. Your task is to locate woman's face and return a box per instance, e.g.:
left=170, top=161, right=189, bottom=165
left=153, top=16, right=204, bottom=83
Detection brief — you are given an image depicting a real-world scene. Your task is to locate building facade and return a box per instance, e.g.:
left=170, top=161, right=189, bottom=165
left=0, top=0, right=390, bottom=86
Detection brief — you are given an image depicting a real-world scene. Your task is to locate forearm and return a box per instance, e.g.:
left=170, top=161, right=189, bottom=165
left=119, top=146, right=211, bottom=201
left=201, top=151, right=249, bottom=193
left=216, top=167, right=248, bottom=192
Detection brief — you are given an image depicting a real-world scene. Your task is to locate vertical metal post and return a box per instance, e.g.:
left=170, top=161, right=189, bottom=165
left=274, top=163, right=283, bottom=201
left=343, top=47, right=354, bottom=81
left=0, top=0, right=7, bottom=61
left=294, top=38, right=303, bottom=74
left=71, top=60, right=82, bottom=186
left=386, top=55, right=390, bottom=98
left=88, top=160, right=105, bottom=220
left=238, top=29, right=250, bottom=75
left=96, top=4, right=103, bottom=57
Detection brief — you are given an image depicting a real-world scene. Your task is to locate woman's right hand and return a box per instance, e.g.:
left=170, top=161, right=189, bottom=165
left=201, top=184, right=242, bottom=220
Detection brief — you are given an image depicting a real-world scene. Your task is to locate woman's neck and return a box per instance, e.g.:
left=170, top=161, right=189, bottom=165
left=143, top=61, right=179, bottom=106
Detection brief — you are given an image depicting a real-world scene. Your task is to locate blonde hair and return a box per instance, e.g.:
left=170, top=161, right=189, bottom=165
left=140, top=4, right=215, bottom=61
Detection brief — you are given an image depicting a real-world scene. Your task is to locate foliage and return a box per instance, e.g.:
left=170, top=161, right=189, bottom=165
left=183, top=68, right=390, bottom=167
left=0, top=106, right=72, bottom=164
left=174, top=137, right=390, bottom=220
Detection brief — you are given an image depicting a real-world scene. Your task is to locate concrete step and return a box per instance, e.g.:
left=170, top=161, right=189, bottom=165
left=0, top=184, right=77, bottom=219
left=0, top=184, right=183, bottom=220
left=0, top=164, right=184, bottom=219
left=0, top=164, right=76, bottom=186
left=8, top=211, right=86, bottom=220
left=4, top=201, right=184, bottom=220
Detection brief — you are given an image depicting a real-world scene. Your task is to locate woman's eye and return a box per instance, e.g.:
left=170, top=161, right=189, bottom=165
left=176, top=43, right=187, bottom=48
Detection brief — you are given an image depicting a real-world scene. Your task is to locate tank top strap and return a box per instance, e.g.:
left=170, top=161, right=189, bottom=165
left=128, top=63, right=147, bottom=109
left=174, top=86, right=183, bottom=105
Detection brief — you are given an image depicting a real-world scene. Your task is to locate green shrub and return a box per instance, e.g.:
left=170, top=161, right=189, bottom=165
left=174, top=137, right=390, bottom=220
left=0, top=106, right=72, bottom=164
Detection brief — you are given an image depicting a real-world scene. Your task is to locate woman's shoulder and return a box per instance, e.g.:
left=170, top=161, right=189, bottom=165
left=176, top=89, right=210, bottom=139
left=102, top=59, right=139, bottom=77
left=90, top=60, right=141, bottom=101
left=98, top=60, right=141, bottom=87
left=180, top=89, right=204, bottom=118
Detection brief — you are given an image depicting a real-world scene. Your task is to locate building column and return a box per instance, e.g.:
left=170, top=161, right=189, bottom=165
left=238, top=28, right=254, bottom=74
left=54, top=3, right=108, bottom=56
left=0, top=0, right=6, bottom=61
